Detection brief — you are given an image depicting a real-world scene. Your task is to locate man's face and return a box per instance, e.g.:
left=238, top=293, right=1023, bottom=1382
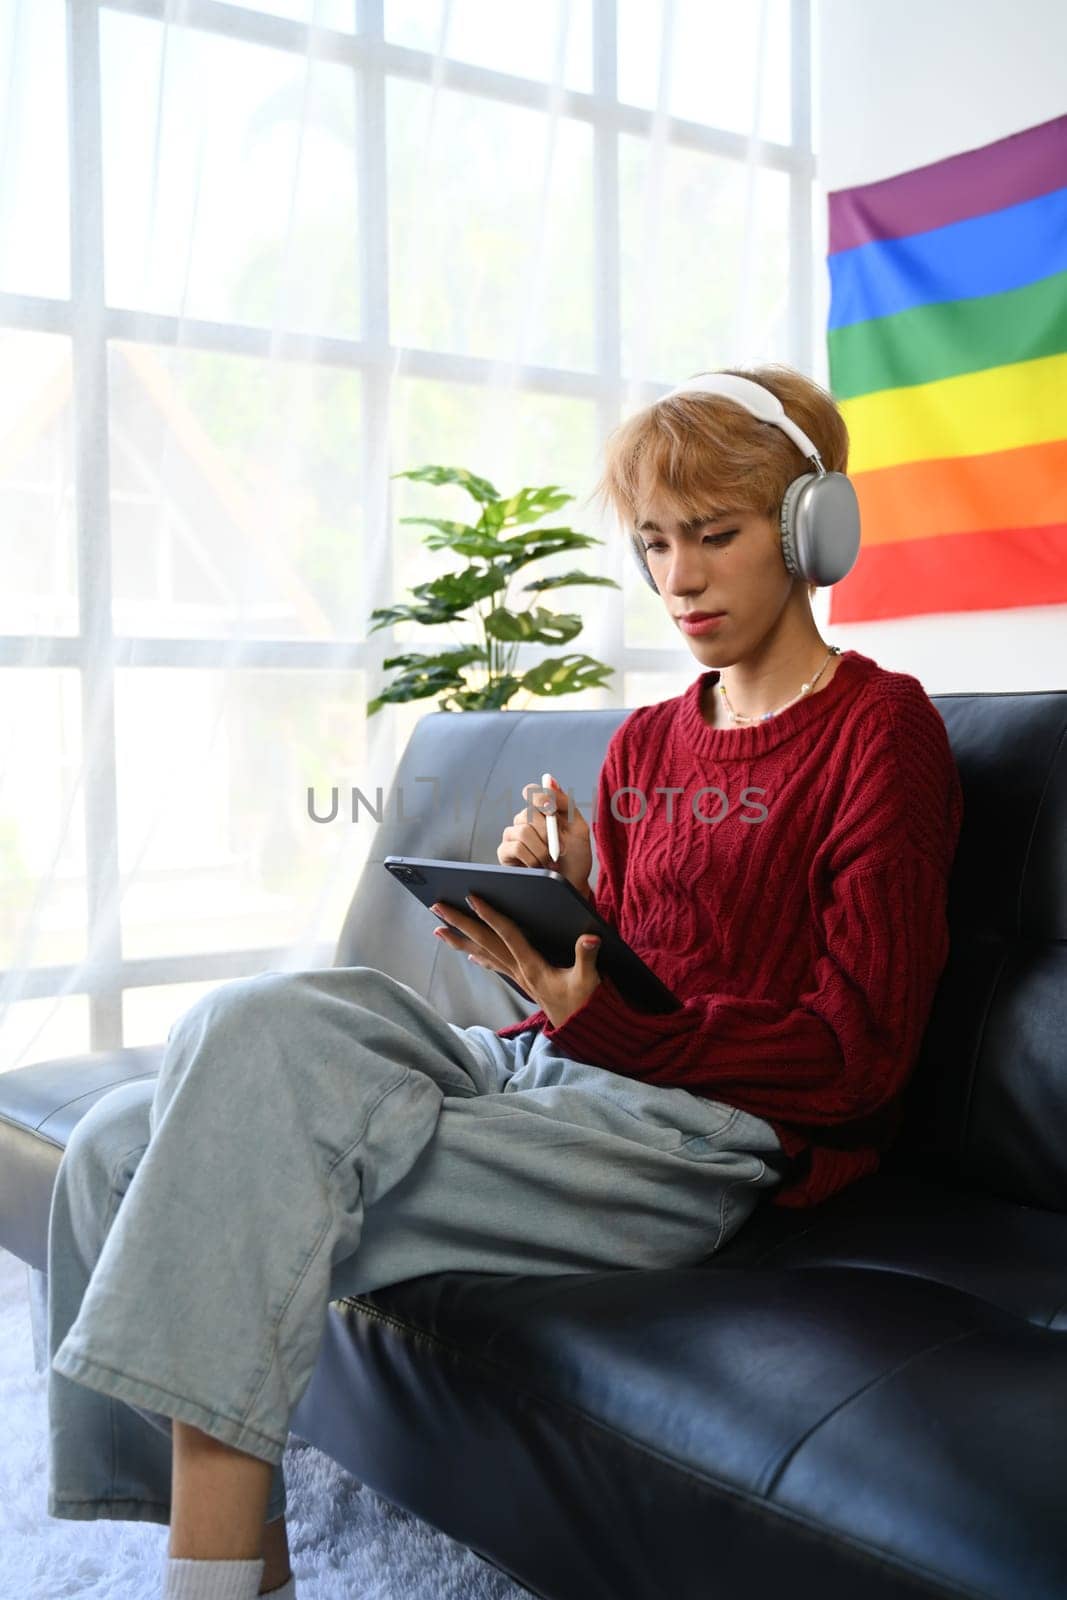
left=634, top=481, right=796, bottom=655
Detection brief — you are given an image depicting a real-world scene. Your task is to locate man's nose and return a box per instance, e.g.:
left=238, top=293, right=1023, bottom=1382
left=665, top=550, right=707, bottom=591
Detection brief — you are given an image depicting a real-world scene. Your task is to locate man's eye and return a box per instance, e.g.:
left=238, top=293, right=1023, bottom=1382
left=642, top=531, right=738, bottom=553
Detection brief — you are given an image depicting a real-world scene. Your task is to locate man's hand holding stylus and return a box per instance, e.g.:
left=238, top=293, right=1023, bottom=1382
left=498, top=774, right=594, bottom=901
left=429, top=774, right=602, bottom=1029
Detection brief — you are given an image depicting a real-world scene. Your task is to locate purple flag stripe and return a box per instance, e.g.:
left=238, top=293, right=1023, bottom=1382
left=828, top=112, right=1067, bottom=256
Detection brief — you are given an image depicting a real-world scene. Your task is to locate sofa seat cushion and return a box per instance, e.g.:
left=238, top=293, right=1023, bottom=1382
left=708, top=1170, right=1067, bottom=1330
left=313, top=1260, right=1067, bottom=1600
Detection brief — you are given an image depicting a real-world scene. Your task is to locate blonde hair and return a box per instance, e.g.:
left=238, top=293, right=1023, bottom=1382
left=587, top=363, right=850, bottom=601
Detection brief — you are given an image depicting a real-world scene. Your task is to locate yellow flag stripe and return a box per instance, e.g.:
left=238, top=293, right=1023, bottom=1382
left=840, top=350, right=1067, bottom=475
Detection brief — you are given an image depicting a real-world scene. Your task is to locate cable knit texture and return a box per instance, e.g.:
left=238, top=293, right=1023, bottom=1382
left=495, top=649, right=964, bottom=1209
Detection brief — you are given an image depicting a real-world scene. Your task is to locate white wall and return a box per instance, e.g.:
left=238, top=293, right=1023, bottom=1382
left=809, top=0, right=1066, bottom=692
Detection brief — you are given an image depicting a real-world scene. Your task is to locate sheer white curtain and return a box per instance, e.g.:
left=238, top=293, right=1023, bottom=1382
left=0, top=0, right=812, bottom=1073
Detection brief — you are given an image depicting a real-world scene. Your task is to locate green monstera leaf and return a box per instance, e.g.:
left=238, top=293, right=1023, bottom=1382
left=390, top=465, right=501, bottom=504
left=439, top=673, right=525, bottom=712
left=520, top=570, right=621, bottom=593
left=484, top=606, right=583, bottom=645
left=366, top=646, right=488, bottom=716
left=368, top=566, right=508, bottom=632
left=520, top=654, right=615, bottom=697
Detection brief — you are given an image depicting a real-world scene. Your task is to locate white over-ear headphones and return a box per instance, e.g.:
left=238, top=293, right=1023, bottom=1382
left=630, top=372, right=861, bottom=593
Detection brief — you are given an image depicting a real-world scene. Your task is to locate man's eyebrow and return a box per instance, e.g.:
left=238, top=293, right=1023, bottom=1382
left=636, top=510, right=733, bottom=533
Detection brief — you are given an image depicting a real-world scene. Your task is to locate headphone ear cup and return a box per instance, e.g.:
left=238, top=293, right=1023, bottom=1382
left=778, top=473, right=814, bottom=580
left=630, top=533, right=659, bottom=592
left=779, top=471, right=861, bottom=586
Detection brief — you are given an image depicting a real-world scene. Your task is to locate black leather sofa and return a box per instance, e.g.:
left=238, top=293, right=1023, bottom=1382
left=2, top=685, right=1066, bottom=1600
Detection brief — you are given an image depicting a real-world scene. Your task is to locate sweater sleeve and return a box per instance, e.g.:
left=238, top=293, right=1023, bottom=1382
left=539, top=838, right=954, bottom=1126
left=583, top=723, right=629, bottom=934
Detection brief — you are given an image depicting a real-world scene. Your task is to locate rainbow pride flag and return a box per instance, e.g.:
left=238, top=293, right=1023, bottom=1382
left=826, top=114, right=1067, bottom=623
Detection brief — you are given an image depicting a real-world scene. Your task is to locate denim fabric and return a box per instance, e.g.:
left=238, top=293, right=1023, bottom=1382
left=46, top=965, right=786, bottom=1528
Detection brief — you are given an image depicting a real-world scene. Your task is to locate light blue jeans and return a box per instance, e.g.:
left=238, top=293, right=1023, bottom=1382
left=46, top=965, right=788, bottom=1528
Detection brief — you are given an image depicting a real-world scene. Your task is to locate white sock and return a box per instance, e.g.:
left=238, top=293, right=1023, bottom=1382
left=162, top=1555, right=265, bottom=1599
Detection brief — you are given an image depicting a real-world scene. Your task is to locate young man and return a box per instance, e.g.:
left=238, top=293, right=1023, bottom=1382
left=491, top=362, right=963, bottom=1217
left=45, top=364, right=961, bottom=1599
left=489, top=356, right=966, bottom=1203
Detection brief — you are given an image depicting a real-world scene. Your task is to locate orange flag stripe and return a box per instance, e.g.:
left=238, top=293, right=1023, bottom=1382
left=850, top=436, right=1067, bottom=547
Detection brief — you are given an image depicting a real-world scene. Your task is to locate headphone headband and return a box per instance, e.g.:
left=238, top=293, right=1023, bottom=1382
left=659, top=373, right=825, bottom=474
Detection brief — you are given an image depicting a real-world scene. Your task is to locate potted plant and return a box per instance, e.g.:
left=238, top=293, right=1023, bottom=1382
left=366, top=465, right=620, bottom=714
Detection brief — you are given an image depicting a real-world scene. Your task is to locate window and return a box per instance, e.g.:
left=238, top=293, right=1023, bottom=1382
left=0, top=0, right=813, bottom=1065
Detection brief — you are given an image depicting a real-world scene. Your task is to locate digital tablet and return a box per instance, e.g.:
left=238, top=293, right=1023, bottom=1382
left=383, top=855, right=682, bottom=1015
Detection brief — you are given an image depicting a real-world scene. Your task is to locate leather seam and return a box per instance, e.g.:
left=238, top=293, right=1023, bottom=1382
left=0, top=1070, right=160, bottom=1137
left=761, top=1327, right=974, bottom=1498
left=958, top=943, right=1010, bottom=1166
left=1015, top=713, right=1067, bottom=936
left=0, top=1115, right=64, bottom=1150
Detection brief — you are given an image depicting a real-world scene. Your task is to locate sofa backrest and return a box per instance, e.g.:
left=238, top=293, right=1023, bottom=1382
left=335, top=688, right=1067, bottom=1211
left=886, top=688, right=1067, bottom=1212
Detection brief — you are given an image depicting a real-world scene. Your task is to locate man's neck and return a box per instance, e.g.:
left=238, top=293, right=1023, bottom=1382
left=709, top=639, right=840, bottom=727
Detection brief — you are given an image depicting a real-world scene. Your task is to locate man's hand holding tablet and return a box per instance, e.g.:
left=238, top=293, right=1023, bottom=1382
left=385, top=771, right=682, bottom=1023
left=430, top=888, right=603, bottom=1030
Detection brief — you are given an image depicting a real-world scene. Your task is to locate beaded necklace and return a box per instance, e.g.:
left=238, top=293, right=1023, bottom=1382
left=718, top=645, right=842, bottom=725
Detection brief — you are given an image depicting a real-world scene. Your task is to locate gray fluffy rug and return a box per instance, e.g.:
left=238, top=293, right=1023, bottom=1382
left=0, top=1247, right=533, bottom=1599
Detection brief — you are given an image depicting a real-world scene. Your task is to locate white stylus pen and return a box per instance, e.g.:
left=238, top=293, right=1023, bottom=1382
left=541, top=771, right=560, bottom=862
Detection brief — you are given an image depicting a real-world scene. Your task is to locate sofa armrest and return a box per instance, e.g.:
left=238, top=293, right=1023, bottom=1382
left=0, top=1045, right=164, bottom=1270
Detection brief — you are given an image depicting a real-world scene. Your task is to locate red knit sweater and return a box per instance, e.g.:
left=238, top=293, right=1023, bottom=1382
left=495, top=649, right=964, bottom=1210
